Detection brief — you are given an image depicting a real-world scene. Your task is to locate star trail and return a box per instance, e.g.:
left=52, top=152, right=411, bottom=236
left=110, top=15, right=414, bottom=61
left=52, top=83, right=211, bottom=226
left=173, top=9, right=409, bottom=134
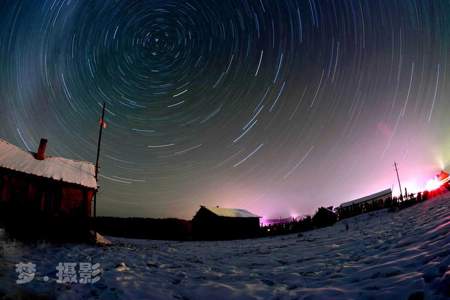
left=0, top=0, right=449, bottom=219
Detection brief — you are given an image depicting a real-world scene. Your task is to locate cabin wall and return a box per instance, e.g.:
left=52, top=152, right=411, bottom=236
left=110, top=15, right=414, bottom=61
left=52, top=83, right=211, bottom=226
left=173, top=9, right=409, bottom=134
left=0, top=175, right=10, bottom=203
left=60, top=188, right=93, bottom=217
left=61, top=187, right=84, bottom=215
left=0, top=168, right=94, bottom=218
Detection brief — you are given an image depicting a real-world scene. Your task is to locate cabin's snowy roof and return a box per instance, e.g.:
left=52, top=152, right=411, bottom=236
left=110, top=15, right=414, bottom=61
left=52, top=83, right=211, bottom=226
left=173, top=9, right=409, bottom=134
left=340, top=188, right=392, bottom=208
left=0, top=138, right=97, bottom=189
left=203, top=206, right=261, bottom=218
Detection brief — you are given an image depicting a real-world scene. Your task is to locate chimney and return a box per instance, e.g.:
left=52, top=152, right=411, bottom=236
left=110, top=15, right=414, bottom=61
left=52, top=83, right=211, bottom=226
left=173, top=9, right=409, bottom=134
left=35, top=138, right=48, bottom=160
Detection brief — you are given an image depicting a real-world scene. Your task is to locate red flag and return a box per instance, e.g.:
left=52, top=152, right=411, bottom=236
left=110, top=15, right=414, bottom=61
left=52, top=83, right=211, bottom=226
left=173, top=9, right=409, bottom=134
left=99, top=118, right=107, bottom=129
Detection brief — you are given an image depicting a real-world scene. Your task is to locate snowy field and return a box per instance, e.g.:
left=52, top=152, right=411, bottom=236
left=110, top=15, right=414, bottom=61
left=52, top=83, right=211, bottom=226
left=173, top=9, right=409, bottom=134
left=1, top=194, right=450, bottom=300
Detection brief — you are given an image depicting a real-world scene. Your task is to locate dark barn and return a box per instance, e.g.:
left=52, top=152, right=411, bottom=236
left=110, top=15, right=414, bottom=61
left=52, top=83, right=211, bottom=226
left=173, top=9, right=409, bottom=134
left=312, top=207, right=337, bottom=228
left=0, top=138, right=97, bottom=237
left=192, top=206, right=261, bottom=240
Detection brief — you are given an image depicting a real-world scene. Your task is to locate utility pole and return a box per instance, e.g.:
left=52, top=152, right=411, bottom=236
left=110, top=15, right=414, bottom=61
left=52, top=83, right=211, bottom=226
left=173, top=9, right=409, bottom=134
left=394, top=162, right=403, bottom=201
left=94, top=102, right=106, bottom=218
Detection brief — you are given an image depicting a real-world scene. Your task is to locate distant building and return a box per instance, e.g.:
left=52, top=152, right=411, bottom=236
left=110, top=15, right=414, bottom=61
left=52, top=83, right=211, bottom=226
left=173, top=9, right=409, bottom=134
left=312, top=207, right=337, bottom=227
left=192, top=206, right=261, bottom=240
left=0, top=138, right=97, bottom=219
left=264, top=217, right=295, bottom=226
left=337, top=188, right=392, bottom=219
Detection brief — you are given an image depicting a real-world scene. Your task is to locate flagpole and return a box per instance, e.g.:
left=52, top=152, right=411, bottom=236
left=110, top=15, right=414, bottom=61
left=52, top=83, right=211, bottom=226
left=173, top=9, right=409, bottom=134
left=94, top=102, right=106, bottom=218
left=394, top=162, right=403, bottom=202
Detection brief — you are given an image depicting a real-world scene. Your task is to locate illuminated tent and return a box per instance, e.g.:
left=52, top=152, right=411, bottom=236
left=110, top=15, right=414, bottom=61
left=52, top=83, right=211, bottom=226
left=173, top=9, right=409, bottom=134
left=336, top=188, right=393, bottom=219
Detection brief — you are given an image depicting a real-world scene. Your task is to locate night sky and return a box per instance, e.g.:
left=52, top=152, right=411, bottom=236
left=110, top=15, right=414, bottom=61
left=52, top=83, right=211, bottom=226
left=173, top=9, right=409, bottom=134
left=0, top=0, right=449, bottom=219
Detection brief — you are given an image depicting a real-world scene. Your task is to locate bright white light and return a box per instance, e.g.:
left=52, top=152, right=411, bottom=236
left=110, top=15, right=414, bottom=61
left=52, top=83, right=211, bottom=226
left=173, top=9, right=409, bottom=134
left=425, top=178, right=441, bottom=191
left=402, top=180, right=421, bottom=194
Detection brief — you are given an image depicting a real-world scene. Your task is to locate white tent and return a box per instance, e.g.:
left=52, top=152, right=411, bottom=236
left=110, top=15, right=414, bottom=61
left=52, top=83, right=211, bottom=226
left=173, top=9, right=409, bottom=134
left=339, top=189, right=392, bottom=208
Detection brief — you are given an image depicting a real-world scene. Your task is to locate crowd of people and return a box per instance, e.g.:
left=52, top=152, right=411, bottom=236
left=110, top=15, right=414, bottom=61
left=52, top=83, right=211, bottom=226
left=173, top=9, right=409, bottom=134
left=260, top=182, right=450, bottom=237
left=261, top=206, right=337, bottom=237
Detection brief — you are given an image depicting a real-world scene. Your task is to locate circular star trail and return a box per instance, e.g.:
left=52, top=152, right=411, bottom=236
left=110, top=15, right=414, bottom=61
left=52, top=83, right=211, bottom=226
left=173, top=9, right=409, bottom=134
left=1, top=0, right=449, bottom=218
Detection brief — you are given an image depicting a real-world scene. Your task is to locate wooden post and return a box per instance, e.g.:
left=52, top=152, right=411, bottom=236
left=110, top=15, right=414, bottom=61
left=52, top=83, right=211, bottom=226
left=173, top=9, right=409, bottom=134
left=394, top=162, right=403, bottom=202
left=94, top=102, right=106, bottom=218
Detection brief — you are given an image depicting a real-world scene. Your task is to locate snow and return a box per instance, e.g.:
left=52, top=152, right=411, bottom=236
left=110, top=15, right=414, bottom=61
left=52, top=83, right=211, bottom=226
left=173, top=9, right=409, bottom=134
left=1, top=194, right=450, bottom=299
left=339, top=188, right=392, bottom=208
left=203, top=206, right=261, bottom=218
left=0, top=138, right=97, bottom=189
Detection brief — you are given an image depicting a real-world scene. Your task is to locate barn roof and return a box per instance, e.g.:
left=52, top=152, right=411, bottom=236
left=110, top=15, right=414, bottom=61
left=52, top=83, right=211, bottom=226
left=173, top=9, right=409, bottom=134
left=0, top=138, right=97, bottom=189
left=203, top=206, right=261, bottom=218
left=339, top=188, right=392, bottom=208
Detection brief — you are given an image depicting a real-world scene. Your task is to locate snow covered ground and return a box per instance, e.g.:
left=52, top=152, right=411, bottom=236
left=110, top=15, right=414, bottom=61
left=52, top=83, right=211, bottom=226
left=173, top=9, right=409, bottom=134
left=1, top=194, right=450, bottom=300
